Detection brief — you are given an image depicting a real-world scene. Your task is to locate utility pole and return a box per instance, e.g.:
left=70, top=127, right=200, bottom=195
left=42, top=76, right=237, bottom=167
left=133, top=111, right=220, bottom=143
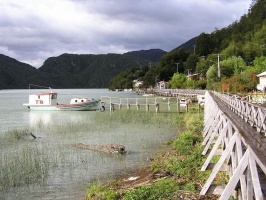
left=214, top=53, right=222, bottom=78
left=193, top=45, right=196, bottom=55
left=217, top=53, right=221, bottom=78
left=175, top=63, right=179, bottom=73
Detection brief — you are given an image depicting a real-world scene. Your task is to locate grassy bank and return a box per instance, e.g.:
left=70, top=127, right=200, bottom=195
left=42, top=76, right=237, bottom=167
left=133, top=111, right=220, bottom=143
left=85, top=112, right=221, bottom=200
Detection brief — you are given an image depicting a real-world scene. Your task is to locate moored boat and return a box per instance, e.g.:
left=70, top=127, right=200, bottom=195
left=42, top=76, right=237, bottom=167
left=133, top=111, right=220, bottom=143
left=23, top=85, right=100, bottom=111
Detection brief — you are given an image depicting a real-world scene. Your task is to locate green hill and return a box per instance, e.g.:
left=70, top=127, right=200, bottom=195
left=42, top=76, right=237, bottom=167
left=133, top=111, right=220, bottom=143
left=0, top=54, right=51, bottom=89
left=124, top=49, right=167, bottom=62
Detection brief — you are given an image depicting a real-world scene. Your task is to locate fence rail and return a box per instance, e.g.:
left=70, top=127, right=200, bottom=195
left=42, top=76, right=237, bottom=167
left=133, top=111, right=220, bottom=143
left=214, top=91, right=266, bottom=134
left=100, top=96, right=198, bottom=113
left=154, top=89, right=205, bottom=97
left=201, top=91, right=266, bottom=199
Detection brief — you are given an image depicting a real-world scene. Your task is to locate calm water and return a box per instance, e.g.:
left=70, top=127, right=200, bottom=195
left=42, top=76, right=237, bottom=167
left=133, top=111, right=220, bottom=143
left=0, top=89, right=179, bottom=199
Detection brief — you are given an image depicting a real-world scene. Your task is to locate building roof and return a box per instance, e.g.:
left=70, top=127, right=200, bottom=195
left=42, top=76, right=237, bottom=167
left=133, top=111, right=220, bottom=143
left=257, top=71, right=266, bottom=77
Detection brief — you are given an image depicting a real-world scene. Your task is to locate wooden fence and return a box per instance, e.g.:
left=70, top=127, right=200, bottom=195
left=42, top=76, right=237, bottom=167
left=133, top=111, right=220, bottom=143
left=201, top=91, right=266, bottom=199
left=154, top=89, right=205, bottom=97
left=100, top=96, right=204, bottom=113
left=213, top=91, right=266, bottom=134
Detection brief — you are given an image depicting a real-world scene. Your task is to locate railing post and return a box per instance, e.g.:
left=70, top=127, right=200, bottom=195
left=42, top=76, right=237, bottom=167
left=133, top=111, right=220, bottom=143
left=168, top=97, right=171, bottom=112
left=146, top=98, right=149, bottom=112
left=177, top=98, right=180, bottom=113
left=127, top=98, right=130, bottom=109
left=136, top=99, right=139, bottom=111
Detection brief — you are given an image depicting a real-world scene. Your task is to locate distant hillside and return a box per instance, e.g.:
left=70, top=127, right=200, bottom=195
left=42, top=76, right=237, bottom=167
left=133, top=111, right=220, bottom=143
left=0, top=54, right=51, bottom=89
left=0, top=48, right=166, bottom=89
left=39, top=53, right=151, bottom=88
left=171, top=36, right=198, bottom=52
left=124, top=49, right=167, bottom=62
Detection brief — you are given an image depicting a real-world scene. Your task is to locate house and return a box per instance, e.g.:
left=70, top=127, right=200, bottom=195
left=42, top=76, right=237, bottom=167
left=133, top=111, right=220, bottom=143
left=256, top=71, right=266, bottom=91
left=133, top=80, right=144, bottom=88
left=156, top=81, right=168, bottom=89
left=187, top=73, right=198, bottom=81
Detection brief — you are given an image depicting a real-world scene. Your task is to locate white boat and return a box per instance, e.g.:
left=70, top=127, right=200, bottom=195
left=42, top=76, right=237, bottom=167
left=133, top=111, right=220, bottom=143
left=23, top=86, right=100, bottom=111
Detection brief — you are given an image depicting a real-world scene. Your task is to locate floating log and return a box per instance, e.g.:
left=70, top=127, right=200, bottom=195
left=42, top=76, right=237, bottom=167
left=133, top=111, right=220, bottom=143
left=73, top=143, right=127, bottom=154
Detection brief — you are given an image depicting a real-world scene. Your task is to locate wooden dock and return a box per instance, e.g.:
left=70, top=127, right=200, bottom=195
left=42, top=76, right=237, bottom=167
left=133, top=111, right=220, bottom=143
left=201, top=91, right=266, bottom=199
left=100, top=96, right=204, bottom=113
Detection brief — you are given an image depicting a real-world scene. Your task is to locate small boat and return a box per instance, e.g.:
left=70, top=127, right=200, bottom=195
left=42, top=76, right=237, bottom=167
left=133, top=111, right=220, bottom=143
left=23, top=86, right=100, bottom=111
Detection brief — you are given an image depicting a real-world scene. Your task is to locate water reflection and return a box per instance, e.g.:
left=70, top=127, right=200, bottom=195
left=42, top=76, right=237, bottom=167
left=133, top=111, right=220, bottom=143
left=28, top=111, right=94, bottom=127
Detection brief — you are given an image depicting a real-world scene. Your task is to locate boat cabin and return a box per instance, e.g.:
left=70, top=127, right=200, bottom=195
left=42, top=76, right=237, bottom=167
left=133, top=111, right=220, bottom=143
left=70, top=98, right=92, bottom=104
left=28, top=92, right=58, bottom=105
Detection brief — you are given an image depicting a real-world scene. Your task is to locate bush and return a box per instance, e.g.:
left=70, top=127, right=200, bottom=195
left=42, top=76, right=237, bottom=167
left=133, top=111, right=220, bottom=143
left=86, top=184, right=119, bottom=200
left=123, top=178, right=179, bottom=200
left=173, top=131, right=202, bottom=155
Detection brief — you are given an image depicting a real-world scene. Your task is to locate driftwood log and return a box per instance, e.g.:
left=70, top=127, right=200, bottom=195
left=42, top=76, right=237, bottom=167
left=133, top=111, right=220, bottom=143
left=73, top=143, right=126, bottom=154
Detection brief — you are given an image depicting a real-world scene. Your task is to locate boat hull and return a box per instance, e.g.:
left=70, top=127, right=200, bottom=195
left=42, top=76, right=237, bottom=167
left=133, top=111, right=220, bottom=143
left=25, top=101, right=100, bottom=111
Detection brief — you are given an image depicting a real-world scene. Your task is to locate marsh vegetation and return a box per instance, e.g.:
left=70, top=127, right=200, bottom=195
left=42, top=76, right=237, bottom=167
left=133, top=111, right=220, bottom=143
left=0, top=110, right=184, bottom=199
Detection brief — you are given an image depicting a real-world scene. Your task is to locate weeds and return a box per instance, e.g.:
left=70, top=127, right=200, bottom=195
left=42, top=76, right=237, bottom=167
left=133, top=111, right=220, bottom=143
left=86, top=184, right=119, bottom=200
left=122, top=178, right=180, bottom=200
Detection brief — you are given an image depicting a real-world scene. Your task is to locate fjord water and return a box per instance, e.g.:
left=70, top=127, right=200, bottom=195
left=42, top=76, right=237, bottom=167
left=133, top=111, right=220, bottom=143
left=0, top=89, right=179, bottom=199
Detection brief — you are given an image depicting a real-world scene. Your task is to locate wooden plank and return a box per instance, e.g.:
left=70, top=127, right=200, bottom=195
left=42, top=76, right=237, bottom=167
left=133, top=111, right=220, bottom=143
left=236, top=138, right=247, bottom=200
left=220, top=149, right=249, bottom=200
left=201, top=124, right=227, bottom=171
left=249, top=154, right=264, bottom=199
left=200, top=133, right=237, bottom=195
left=202, top=121, right=226, bottom=155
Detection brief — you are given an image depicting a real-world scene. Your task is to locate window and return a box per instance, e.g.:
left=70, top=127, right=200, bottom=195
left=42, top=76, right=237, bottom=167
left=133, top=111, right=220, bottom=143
left=51, top=94, right=57, bottom=99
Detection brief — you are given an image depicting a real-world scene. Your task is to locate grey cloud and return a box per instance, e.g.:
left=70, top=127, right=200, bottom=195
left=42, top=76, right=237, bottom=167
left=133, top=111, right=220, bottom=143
left=0, top=0, right=251, bottom=68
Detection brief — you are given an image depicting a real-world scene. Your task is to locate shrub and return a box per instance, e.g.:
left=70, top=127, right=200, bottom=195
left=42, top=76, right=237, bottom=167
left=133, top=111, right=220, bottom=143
left=123, top=178, right=180, bottom=200
left=173, top=131, right=202, bottom=155
left=86, top=184, right=119, bottom=200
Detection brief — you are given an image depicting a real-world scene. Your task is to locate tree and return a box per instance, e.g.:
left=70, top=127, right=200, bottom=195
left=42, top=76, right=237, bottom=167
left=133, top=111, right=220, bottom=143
left=220, top=56, right=247, bottom=75
left=196, top=33, right=214, bottom=56
left=169, top=73, right=187, bottom=89
left=185, top=54, right=199, bottom=73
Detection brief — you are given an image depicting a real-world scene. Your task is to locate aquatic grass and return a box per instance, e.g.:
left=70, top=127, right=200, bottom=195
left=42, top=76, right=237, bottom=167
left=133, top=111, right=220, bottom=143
left=1, top=109, right=184, bottom=198
left=0, top=129, right=32, bottom=142
left=0, top=144, right=50, bottom=191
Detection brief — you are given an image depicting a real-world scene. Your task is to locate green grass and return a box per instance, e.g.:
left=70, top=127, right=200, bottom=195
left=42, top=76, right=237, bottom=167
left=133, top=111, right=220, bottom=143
left=122, top=178, right=180, bottom=200
left=83, top=112, right=215, bottom=199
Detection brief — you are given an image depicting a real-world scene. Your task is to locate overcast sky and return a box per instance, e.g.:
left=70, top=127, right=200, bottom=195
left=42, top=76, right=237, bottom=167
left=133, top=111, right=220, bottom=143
left=0, top=0, right=251, bottom=68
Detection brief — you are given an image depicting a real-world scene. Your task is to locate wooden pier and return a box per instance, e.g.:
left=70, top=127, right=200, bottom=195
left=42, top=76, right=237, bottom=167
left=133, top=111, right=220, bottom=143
left=100, top=96, right=204, bottom=113
left=201, top=91, right=266, bottom=199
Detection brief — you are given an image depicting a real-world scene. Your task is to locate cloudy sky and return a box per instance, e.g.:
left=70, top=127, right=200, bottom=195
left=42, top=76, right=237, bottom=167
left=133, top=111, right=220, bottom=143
left=0, top=0, right=251, bottom=68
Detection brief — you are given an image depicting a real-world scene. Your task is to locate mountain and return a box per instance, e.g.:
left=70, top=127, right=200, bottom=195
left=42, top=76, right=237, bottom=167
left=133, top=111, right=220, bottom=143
left=0, top=54, right=51, bottom=89
left=0, top=49, right=166, bottom=89
left=171, top=36, right=198, bottom=52
left=39, top=53, right=151, bottom=88
left=123, top=49, right=167, bottom=62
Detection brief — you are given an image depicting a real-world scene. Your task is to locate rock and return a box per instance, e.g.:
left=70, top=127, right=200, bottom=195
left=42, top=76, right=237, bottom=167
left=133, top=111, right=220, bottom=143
left=73, top=143, right=127, bottom=154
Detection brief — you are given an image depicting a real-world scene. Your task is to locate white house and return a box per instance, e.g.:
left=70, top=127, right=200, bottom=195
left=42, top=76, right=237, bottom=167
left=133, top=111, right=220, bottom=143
left=133, top=80, right=144, bottom=88
left=156, top=81, right=168, bottom=90
left=256, top=71, right=266, bottom=91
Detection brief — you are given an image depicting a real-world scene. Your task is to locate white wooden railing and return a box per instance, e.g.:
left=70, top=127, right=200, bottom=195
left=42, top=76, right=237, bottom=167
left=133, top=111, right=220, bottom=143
left=214, top=91, right=266, bottom=134
left=201, top=91, right=266, bottom=199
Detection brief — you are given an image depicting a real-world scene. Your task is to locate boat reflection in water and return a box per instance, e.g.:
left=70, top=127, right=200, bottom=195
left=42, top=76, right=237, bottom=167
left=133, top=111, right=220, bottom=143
left=28, top=110, right=94, bottom=128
